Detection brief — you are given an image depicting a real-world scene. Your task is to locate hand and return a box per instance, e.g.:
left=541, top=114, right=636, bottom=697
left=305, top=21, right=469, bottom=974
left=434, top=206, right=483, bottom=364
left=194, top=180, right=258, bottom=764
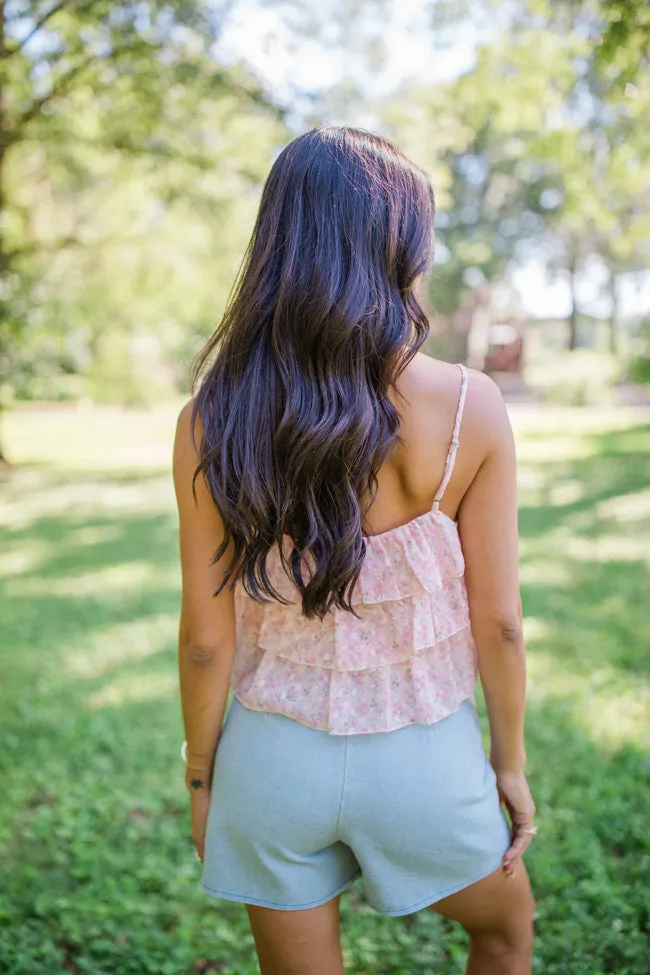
left=185, top=767, right=212, bottom=864
left=494, top=768, right=536, bottom=877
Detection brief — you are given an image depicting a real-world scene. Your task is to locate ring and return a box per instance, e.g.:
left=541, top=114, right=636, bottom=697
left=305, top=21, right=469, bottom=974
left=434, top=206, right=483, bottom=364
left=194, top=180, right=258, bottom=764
left=519, top=826, right=538, bottom=835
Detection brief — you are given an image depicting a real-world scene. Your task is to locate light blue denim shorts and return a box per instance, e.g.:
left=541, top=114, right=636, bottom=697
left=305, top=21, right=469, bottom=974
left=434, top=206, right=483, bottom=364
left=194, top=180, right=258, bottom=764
left=201, top=696, right=511, bottom=916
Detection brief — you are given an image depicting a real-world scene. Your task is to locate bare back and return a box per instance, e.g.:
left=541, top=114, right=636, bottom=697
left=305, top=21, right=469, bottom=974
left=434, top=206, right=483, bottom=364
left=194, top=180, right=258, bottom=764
left=360, top=353, right=492, bottom=536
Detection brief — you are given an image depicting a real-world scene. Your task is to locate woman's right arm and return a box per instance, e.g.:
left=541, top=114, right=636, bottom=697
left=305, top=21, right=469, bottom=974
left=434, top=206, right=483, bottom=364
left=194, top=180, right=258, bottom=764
left=457, top=373, right=536, bottom=873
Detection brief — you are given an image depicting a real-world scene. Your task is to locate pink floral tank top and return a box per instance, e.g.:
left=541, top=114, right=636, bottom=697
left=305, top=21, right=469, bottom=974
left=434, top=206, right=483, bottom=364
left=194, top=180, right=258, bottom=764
left=230, top=363, right=478, bottom=735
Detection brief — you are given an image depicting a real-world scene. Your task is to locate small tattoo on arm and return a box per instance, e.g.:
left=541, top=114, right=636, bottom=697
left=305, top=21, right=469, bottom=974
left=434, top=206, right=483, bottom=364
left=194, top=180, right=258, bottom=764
left=189, top=777, right=205, bottom=790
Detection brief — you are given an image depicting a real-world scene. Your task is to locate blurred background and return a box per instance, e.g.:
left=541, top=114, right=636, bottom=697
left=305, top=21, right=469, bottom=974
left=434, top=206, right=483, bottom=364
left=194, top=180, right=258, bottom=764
left=1, top=0, right=650, bottom=419
left=1, top=2, right=649, bottom=973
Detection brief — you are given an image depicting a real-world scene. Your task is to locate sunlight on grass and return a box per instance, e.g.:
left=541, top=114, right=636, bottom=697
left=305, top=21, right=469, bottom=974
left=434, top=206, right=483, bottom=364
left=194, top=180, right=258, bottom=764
left=516, top=465, right=547, bottom=493
left=527, top=652, right=650, bottom=749
left=6, top=562, right=180, bottom=599
left=522, top=527, right=650, bottom=566
left=66, top=524, right=127, bottom=546
left=548, top=480, right=585, bottom=507
left=522, top=616, right=551, bottom=644
left=563, top=533, right=649, bottom=564
left=2, top=402, right=649, bottom=975
left=2, top=470, right=175, bottom=531
left=65, top=615, right=178, bottom=678
left=511, top=405, right=645, bottom=436
left=516, top=435, right=599, bottom=463
left=3, top=402, right=183, bottom=470
left=519, top=558, right=575, bottom=586
left=0, top=544, right=51, bottom=577
left=85, top=672, right=179, bottom=709
left=595, top=490, right=650, bottom=524
left=579, top=688, right=650, bottom=750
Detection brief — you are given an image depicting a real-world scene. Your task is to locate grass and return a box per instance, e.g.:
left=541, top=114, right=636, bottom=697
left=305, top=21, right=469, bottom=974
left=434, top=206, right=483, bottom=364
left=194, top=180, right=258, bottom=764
left=1, top=401, right=649, bottom=974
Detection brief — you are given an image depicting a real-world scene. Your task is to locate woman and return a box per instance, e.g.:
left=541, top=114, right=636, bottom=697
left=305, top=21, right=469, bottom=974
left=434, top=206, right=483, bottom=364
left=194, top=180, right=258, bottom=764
left=173, top=126, right=536, bottom=975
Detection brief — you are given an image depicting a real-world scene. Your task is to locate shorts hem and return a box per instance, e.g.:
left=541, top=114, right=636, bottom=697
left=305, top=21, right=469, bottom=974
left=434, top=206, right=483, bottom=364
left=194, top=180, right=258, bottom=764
left=369, top=854, right=507, bottom=917
left=201, top=869, right=362, bottom=911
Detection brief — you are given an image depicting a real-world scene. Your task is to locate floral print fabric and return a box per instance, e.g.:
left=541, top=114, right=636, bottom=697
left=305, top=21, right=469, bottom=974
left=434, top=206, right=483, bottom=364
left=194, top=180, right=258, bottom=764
left=230, top=508, right=478, bottom=735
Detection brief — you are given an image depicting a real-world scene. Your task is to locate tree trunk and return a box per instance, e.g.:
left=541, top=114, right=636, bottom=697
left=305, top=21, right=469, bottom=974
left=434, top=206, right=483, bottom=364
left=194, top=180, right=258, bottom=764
left=567, top=253, right=578, bottom=351
left=608, top=270, right=620, bottom=356
left=0, top=0, right=10, bottom=463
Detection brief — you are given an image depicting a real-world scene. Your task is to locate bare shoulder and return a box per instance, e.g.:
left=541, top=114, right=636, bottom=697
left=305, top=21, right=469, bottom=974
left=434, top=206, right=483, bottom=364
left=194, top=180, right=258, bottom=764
left=396, top=351, right=459, bottom=403
left=173, top=399, right=200, bottom=484
left=455, top=367, right=515, bottom=471
left=463, top=369, right=512, bottom=442
left=172, top=398, right=222, bottom=525
left=175, top=398, right=196, bottom=439
left=401, top=353, right=512, bottom=458
left=406, top=353, right=505, bottom=411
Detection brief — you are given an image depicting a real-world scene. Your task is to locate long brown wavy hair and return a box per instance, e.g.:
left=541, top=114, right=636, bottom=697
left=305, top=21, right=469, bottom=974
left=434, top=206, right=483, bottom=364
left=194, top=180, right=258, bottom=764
left=191, top=126, right=435, bottom=620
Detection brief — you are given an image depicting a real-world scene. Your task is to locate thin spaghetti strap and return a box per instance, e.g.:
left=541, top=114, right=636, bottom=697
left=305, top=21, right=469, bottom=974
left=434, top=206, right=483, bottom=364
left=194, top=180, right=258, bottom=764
left=432, top=364, right=469, bottom=511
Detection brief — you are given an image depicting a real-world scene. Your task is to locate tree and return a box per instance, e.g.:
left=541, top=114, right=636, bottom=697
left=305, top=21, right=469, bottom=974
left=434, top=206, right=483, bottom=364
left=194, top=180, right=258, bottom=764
left=384, top=25, right=580, bottom=350
left=533, top=0, right=650, bottom=348
left=385, top=1, right=650, bottom=352
left=0, top=0, right=285, bottom=459
left=547, top=0, right=650, bottom=77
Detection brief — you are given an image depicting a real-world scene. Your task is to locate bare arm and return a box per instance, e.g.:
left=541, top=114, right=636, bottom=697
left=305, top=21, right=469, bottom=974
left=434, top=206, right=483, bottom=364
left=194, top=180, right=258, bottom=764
left=457, top=374, right=526, bottom=775
left=172, top=400, right=237, bottom=783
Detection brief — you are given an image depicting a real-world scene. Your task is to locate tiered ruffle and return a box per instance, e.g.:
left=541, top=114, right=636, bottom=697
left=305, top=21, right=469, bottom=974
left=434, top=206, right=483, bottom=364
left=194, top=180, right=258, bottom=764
left=230, top=509, right=478, bottom=735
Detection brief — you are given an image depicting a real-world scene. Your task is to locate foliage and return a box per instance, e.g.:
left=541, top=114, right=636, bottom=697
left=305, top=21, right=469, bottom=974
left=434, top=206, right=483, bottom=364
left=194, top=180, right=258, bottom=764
left=1, top=404, right=649, bottom=973
left=627, top=321, right=650, bottom=384
left=0, top=1, right=287, bottom=415
left=384, top=0, right=650, bottom=351
left=628, top=356, right=650, bottom=385
left=525, top=350, right=623, bottom=405
left=6, top=91, right=285, bottom=405
left=478, top=0, right=650, bottom=77
left=580, top=0, right=650, bottom=77
left=2, top=0, right=650, bottom=420
left=385, top=26, right=580, bottom=314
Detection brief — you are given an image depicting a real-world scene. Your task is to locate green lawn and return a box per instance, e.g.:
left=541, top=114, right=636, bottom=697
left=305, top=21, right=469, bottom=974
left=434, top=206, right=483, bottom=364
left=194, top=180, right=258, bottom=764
left=1, top=403, right=649, bottom=975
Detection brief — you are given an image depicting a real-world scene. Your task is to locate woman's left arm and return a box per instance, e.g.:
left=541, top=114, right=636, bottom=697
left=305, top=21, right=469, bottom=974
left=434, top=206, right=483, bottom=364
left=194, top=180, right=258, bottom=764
left=172, top=401, right=237, bottom=855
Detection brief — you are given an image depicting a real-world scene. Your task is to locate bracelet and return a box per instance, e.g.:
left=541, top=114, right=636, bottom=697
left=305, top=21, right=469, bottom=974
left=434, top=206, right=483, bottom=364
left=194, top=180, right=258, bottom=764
left=181, top=740, right=213, bottom=772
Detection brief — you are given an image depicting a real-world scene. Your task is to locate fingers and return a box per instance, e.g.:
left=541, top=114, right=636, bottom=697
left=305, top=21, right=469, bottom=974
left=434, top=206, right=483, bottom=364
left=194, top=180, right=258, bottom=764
left=192, top=830, right=205, bottom=863
left=503, top=824, right=536, bottom=876
left=495, top=774, right=536, bottom=877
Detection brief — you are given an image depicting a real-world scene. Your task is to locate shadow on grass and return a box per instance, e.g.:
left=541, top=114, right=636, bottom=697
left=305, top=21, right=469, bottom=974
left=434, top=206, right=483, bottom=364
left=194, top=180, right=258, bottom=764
left=519, top=424, right=650, bottom=538
left=521, top=558, right=649, bottom=679
left=517, top=426, right=650, bottom=687
left=1, top=676, right=648, bottom=974
left=0, top=462, right=172, bottom=504
left=0, top=426, right=649, bottom=973
left=4, top=507, right=177, bottom=580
